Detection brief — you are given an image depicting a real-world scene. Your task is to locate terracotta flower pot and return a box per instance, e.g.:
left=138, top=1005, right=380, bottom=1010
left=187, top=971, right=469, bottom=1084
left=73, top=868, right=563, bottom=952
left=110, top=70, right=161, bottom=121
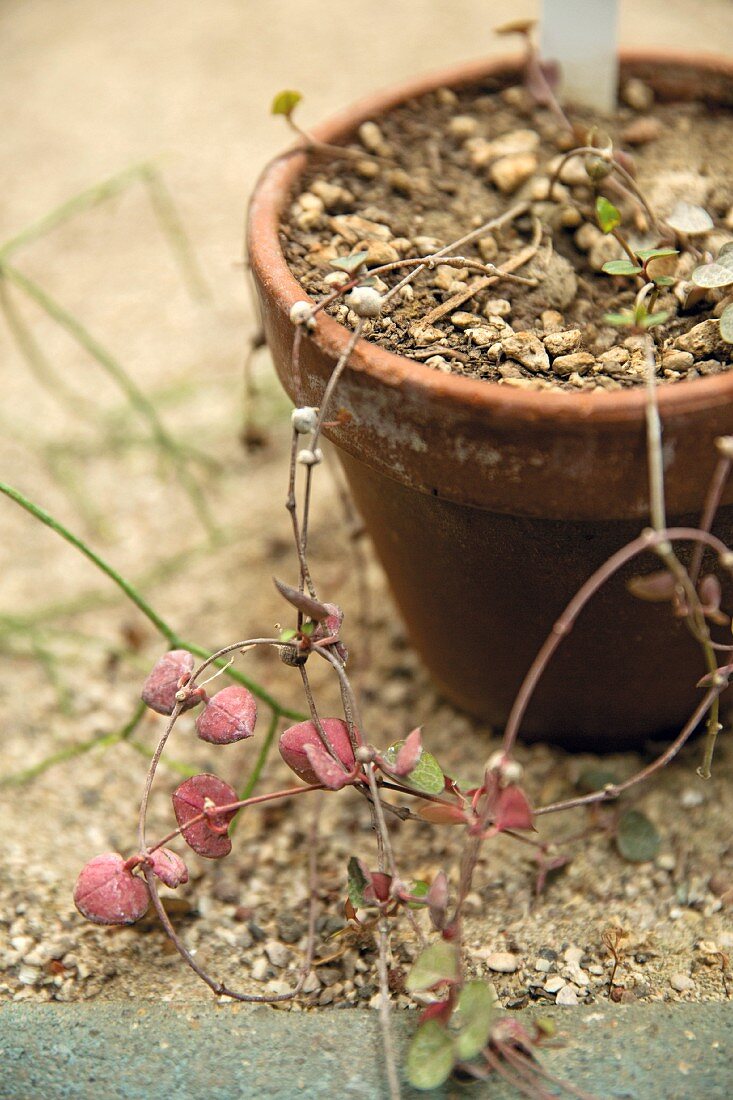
left=248, top=52, right=733, bottom=748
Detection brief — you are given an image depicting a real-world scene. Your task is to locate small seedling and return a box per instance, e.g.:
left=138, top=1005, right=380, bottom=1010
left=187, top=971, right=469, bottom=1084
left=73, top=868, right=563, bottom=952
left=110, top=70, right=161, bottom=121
left=596, top=197, right=679, bottom=288
left=271, top=89, right=303, bottom=123
left=603, top=300, right=669, bottom=332
left=601, top=248, right=678, bottom=285
left=601, top=926, right=629, bottom=991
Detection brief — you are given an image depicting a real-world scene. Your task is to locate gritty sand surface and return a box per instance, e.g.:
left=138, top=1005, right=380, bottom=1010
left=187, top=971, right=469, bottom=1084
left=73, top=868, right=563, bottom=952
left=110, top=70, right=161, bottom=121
left=1, top=0, right=732, bottom=1014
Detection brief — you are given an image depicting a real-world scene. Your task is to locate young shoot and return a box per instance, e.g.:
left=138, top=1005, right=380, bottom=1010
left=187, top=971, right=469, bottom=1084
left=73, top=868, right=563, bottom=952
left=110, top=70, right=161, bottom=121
left=596, top=197, right=678, bottom=286
left=604, top=298, right=669, bottom=332
left=271, top=89, right=303, bottom=129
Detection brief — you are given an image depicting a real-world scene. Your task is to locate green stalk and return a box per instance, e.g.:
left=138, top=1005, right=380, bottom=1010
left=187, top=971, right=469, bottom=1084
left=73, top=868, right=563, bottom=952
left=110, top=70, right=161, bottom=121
left=1, top=701, right=146, bottom=786
left=0, top=277, right=98, bottom=420
left=0, top=162, right=210, bottom=303
left=644, top=343, right=721, bottom=777
left=0, top=166, right=148, bottom=260
left=139, top=165, right=211, bottom=302
left=0, top=264, right=216, bottom=537
left=240, top=711, right=281, bottom=802
left=0, top=479, right=304, bottom=719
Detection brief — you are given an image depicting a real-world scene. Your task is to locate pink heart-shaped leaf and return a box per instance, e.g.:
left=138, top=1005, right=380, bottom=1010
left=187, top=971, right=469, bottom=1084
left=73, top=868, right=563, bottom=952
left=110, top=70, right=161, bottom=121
left=627, top=571, right=676, bottom=603
left=494, top=785, right=534, bottom=832
left=416, top=801, right=467, bottom=825
left=365, top=871, right=392, bottom=904
left=303, top=740, right=352, bottom=789
left=427, top=870, right=449, bottom=930
left=141, top=650, right=204, bottom=715
left=74, top=853, right=149, bottom=925
left=394, top=728, right=423, bottom=777
left=146, top=847, right=189, bottom=888
left=196, top=685, right=257, bottom=745
left=279, top=719, right=356, bottom=784
left=172, top=773, right=237, bottom=858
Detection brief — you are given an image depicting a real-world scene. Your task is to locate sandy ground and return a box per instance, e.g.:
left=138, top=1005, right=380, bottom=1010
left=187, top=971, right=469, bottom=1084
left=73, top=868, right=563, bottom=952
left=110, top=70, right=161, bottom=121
left=1, top=0, right=733, bottom=1016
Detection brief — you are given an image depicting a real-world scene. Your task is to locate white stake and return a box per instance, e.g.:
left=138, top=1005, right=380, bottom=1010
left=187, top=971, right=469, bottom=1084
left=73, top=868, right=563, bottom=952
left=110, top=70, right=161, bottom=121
left=541, top=0, right=619, bottom=114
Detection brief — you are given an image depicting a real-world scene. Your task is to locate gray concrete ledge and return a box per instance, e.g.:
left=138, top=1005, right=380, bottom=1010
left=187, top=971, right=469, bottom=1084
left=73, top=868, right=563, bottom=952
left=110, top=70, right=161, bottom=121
left=1, top=1002, right=730, bottom=1099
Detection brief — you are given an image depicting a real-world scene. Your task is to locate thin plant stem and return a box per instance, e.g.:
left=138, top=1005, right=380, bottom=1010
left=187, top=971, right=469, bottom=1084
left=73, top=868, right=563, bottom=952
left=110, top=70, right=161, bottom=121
left=1, top=700, right=146, bottom=787
left=310, top=320, right=364, bottom=454
left=376, top=918, right=401, bottom=1100
left=313, top=644, right=367, bottom=747
left=126, top=739, right=198, bottom=778
left=482, top=1049, right=549, bottom=1100
left=325, top=453, right=372, bottom=675
left=0, top=478, right=303, bottom=718
left=299, top=663, right=343, bottom=761
left=138, top=165, right=211, bottom=302
left=1, top=264, right=216, bottom=537
left=549, top=147, right=661, bottom=233
left=643, top=340, right=721, bottom=778
left=0, top=162, right=210, bottom=302
left=142, top=864, right=310, bottom=1003
left=140, top=779, right=322, bottom=1004
left=1, top=479, right=175, bottom=641
left=501, top=526, right=730, bottom=756
left=238, top=708, right=281, bottom=802
left=286, top=428, right=318, bottom=598
left=303, top=202, right=530, bottom=323
left=145, top=782, right=325, bottom=854
left=690, top=452, right=732, bottom=586
left=0, top=276, right=98, bottom=421
left=535, top=686, right=723, bottom=816
left=644, top=339, right=667, bottom=533
left=138, top=707, right=181, bottom=850
left=0, top=165, right=149, bottom=259
left=365, top=765, right=398, bottom=881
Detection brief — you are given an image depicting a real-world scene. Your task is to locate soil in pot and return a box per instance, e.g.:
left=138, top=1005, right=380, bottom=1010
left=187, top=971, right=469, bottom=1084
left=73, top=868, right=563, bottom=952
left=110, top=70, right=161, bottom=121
left=280, top=74, right=733, bottom=391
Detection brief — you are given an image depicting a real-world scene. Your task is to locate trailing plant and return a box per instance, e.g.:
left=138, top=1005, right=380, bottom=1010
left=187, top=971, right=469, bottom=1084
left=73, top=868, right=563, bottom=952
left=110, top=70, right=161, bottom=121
left=63, top=263, right=732, bottom=1095
left=6, top=27, right=733, bottom=1100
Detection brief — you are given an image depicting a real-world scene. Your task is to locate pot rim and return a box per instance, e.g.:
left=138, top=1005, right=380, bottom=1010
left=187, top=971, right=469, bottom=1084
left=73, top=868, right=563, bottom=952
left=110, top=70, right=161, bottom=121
left=248, top=49, right=733, bottom=431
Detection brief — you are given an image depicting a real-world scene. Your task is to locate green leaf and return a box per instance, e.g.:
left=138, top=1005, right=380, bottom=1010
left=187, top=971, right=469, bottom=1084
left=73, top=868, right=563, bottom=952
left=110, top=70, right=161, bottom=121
left=453, top=981, right=497, bottom=1060
left=635, top=248, right=679, bottom=261
left=602, top=259, right=643, bottom=276
left=692, top=254, right=733, bottom=289
left=652, top=275, right=676, bottom=287
left=720, top=303, right=733, bottom=345
left=616, top=809, right=661, bottom=863
left=407, top=881, right=430, bottom=909
left=640, top=311, right=670, bottom=329
left=271, top=89, right=302, bottom=117
left=406, top=941, right=460, bottom=992
left=603, top=311, right=635, bottom=327
left=666, top=201, right=714, bottom=236
left=330, top=250, right=369, bottom=274
left=595, top=196, right=621, bottom=234
left=406, top=1020, right=455, bottom=1091
left=383, top=741, right=445, bottom=794
left=576, top=767, right=619, bottom=794
left=535, top=1017, right=557, bottom=1038
left=279, top=628, right=297, bottom=642
left=347, top=856, right=369, bottom=908
left=299, top=620, right=315, bottom=637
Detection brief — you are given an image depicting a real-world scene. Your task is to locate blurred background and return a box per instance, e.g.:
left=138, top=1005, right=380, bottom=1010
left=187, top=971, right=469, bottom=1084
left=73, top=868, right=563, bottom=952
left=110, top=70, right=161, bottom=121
left=1, top=0, right=732, bottom=1006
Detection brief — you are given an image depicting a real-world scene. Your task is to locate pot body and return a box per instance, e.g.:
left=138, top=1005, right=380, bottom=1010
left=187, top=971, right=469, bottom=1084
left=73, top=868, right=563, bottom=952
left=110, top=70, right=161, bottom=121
left=248, top=52, right=733, bottom=747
